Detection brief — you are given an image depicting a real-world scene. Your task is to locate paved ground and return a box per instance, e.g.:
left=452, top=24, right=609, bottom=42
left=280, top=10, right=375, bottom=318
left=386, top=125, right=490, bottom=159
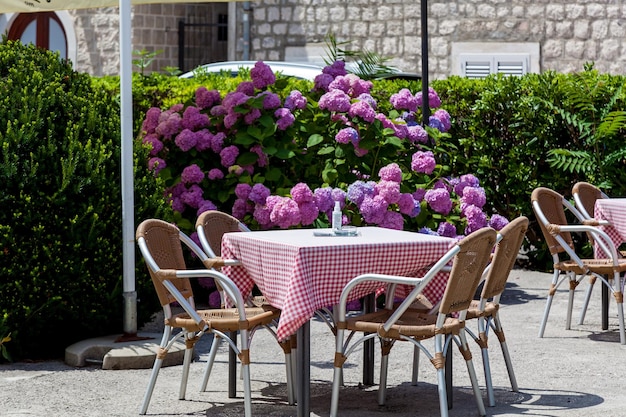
left=2, top=269, right=626, bottom=417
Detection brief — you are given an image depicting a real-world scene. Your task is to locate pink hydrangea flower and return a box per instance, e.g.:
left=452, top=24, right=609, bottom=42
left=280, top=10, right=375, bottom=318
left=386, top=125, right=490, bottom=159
left=285, top=90, right=307, bottom=110
left=319, top=89, right=351, bottom=112
left=390, top=88, right=419, bottom=112
left=175, top=129, right=198, bottom=152
left=207, top=168, right=224, bottom=180
left=379, top=163, right=402, bottom=183
left=375, top=180, right=401, bottom=204
left=411, top=151, right=436, bottom=174
left=424, top=188, right=452, bottom=215
left=291, top=183, right=314, bottom=204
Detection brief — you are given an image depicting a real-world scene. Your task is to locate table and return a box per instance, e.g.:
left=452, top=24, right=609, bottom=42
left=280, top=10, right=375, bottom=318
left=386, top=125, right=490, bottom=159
left=594, top=198, right=626, bottom=329
left=221, top=226, right=455, bottom=416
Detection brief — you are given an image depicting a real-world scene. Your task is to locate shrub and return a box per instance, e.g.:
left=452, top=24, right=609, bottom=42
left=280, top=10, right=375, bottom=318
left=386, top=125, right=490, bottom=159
left=0, top=40, right=170, bottom=361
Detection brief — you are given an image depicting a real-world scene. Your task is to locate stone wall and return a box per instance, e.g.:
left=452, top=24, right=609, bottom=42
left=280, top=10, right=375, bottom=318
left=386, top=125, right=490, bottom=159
left=59, top=0, right=626, bottom=79
left=248, top=0, right=626, bottom=79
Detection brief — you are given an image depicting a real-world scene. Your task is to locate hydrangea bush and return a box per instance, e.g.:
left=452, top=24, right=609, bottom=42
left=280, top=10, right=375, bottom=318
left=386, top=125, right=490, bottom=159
left=140, top=60, right=508, bottom=242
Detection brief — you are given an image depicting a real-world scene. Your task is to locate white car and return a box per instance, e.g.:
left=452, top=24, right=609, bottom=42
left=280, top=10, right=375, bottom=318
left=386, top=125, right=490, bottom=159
left=179, top=60, right=325, bottom=81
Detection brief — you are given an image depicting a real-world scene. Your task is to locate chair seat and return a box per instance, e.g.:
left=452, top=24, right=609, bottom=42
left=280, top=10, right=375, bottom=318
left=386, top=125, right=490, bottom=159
left=343, top=308, right=463, bottom=340
left=466, top=300, right=499, bottom=320
left=556, top=258, right=626, bottom=275
left=168, top=305, right=280, bottom=333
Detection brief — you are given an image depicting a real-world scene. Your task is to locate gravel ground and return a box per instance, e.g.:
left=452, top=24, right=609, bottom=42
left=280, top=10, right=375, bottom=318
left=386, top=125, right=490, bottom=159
left=2, top=269, right=626, bottom=417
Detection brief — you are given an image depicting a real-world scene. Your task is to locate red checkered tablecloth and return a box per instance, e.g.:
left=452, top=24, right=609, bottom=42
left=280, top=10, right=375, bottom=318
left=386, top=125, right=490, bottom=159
left=594, top=198, right=626, bottom=258
left=221, top=227, right=455, bottom=341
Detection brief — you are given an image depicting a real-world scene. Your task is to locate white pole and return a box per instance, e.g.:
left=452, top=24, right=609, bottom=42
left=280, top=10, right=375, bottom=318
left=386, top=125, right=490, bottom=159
left=120, top=0, right=137, bottom=335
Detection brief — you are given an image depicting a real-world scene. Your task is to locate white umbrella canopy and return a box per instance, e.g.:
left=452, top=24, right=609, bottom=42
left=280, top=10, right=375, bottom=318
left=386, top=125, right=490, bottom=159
left=0, top=0, right=244, bottom=338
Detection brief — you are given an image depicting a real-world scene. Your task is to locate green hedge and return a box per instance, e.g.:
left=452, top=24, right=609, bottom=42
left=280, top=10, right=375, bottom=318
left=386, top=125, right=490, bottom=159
left=0, top=41, right=171, bottom=361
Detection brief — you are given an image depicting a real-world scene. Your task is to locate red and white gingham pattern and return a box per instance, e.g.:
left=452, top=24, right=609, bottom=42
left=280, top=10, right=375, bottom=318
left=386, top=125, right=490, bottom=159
left=594, top=199, right=626, bottom=258
left=222, top=227, right=454, bottom=340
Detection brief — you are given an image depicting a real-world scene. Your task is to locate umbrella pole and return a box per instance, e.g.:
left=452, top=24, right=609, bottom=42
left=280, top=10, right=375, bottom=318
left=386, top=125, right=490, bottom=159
left=421, top=0, right=430, bottom=128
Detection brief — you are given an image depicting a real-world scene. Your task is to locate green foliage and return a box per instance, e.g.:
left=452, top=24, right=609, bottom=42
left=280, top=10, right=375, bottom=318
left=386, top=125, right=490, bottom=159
left=0, top=40, right=170, bottom=361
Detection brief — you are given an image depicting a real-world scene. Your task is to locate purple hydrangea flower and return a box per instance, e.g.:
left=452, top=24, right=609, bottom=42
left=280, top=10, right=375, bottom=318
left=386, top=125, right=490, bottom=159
left=349, top=100, right=376, bottom=123
left=314, top=187, right=335, bottom=214
left=156, top=111, right=182, bottom=138
left=357, top=93, right=377, bottom=110
left=390, top=88, right=419, bottom=112
left=323, top=60, right=348, bottom=78
left=142, top=133, right=163, bottom=156
left=413, top=188, right=426, bottom=202
left=379, top=163, right=402, bottom=183
left=411, top=151, right=437, bottom=174
left=270, top=197, right=302, bottom=229
left=313, top=73, right=334, bottom=92
left=398, top=193, right=419, bottom=217
left=331, top=188, right=347, bottom=206
left=347, top=181, right=375, bottom=206
left=181, top=184, right=204, bottom=208
left=244, top=108, right=262, bottom=125
left=275, top=108, right=295, bottom=130
left=148, top=157, right=166, bottom=175
left=359, top=194, right=388, bottom=224
left=291, top=183, right=315, bottom=204
left=207, top=168, right=224, bottom=180
left=194, top=129, right=212, bottom=152
left=195, top=87, right=221, bottom=110
left=437, top=222, right=458, bottom=238
left=258, top=91, right=281, bottom=110
left=432, top=109, right=451, bottom=132
left=318, top=89, right=351, bottom=112
left=211, top=132, right=225, bottom=153
left=236, top=81, right=255, bottom=96
left=460, top=174, right=480, bottom=187
left=182, top=106, right=209, bottom=131
left=375, top=180, right=401, bottom=204
left=461, top=186, right=487, bottom=209
left=250, top=61, right=276, bottom=89
left=220, top=145, right=239, bottom=168
left=175, top=129, right=198, bottom=152
left=488, top=214, right=509, bottom=231
left=285, top=90, right=307, bottom=111
left=464, top=205, right=488, bottom=234
left=181, top=164, right=205, bottom=184
left=141, top=107, right=161, bottom=134
left=428, top=116, right=445, bottom=132
left=298, top=201, right=319, bottom=226
left=406, top=124, right=429, bottom=144
left=335, top=127, right=359, bottom=144
left=235, top=183, right=253, bottom=200
left=379, top=210, right=404, bottom=230
left=249, top=183, right=271, bottom=205
left=232, top=198, right=252, bottom=220
left=197, top=200, right=217, bottom=216
left=424, top=188, right=453, bottom=215
left=416, top=87, right=442, bottom=109
left=250, top=145, right=268, bottom=167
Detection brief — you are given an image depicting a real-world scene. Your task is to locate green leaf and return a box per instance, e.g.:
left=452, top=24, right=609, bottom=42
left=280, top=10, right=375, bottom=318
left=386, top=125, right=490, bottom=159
left=307, top=134, right=324, bottom=148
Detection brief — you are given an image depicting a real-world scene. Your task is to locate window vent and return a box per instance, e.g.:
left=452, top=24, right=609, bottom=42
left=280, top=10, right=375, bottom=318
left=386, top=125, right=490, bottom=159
left=460, top=53, right=529, bottom=79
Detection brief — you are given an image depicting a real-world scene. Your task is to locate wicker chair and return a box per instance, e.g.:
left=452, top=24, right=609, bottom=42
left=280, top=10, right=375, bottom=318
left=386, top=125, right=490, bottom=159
left=194, top=210, right=295, bottom=404
left=136, top=219, right=285, bottom=416
left=330, top=227, right=497, bottom=417
left=572, top=181, right=610, bottom=223
left=464, top=216, right=528, bottom=407
left=531, top=187, right=626, bottom=344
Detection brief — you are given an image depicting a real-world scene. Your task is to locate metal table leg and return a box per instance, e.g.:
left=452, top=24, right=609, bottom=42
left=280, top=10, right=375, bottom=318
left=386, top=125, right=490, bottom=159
left=296, top=320, right=310, bottom=417
left=363, top=293, right=376, bottom=386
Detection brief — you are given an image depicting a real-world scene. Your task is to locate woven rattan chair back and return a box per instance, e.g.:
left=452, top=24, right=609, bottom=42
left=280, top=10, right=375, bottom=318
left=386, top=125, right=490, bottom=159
left=531, top=187, right=575, bottom=256
left=481, top=216, right=529, bottom=300
left=439, top=227, right=498, bottom=316
left=572, top=181, right=607, bottom=220
left=135, top=219, right=193, bottom=307
left=196, top=210, right=249, bottom=257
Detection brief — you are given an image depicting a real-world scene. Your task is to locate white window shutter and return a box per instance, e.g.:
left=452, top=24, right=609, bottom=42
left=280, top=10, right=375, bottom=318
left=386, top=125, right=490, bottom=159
left=459, top=53, right=529, bottom=78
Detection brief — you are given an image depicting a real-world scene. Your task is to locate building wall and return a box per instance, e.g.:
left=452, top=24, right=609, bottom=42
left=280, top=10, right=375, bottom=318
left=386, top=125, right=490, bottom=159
left=248, top=0, right=626, bottom=79
left=5, top=1, right=624, bottom=78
